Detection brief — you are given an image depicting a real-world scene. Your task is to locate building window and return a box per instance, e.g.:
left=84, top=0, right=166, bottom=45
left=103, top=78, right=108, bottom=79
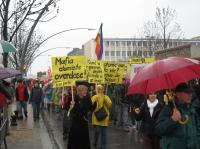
left=138, top=50, right=142, bottom=56
left=105, top=51, right=109, bottom=56
left=143, top=51, right=148, bottom=57
left=116, top=51, right=121, bottom=56
left=143, top=41, right=147, bottom=47
left=105, top=41, right=109, bottom=47
left=111, top=51, right=115, bottom=56
left=138, top=41, right=142, bottom=46
left=116, top=41, right=120, bottom=46
left=127, top=51, right=131, bottom=56
left=132, top=41, right=136, bottom=46
left=122, top=51, right=126, bottom=56
left=173, top=42, right=177, bottom=47
left=110, top=41, right=115, bottom=46
left=127, top=41, right=132, bottom=47
left=121, top=41, right=126, bottom=47
left=132, top=51, right=137, bottom=56
left=169, top=42, right=172, bottom=47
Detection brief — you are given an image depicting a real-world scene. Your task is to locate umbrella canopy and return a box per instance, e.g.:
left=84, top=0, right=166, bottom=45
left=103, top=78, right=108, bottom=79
left=0, top=67, right=21, bottom=79
left=0, top=40, right=17, bottom=53
left=128, top=57, right=200, bottom=94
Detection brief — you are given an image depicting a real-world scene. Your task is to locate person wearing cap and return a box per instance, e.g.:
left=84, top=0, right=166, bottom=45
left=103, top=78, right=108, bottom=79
left=156, top=82, right=200, bottom=149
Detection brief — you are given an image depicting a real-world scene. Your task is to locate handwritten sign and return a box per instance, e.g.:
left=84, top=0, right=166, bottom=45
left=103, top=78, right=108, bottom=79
left=52, top=56, right=87, bottom=83
left=128, top=57, right=155, bottom=64
left=87, top=59, right=105, bottom=84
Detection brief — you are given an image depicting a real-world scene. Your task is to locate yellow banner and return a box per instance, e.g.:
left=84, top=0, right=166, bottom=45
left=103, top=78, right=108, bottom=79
left=52, top=56, right=87, bottom=83
left=53, top=81, right=75, bottom=88
left=128, top=57, right=155, bottom=64
left=116, top=64, right=128, bottom=84
left=87, top=59, right=105, bottom=84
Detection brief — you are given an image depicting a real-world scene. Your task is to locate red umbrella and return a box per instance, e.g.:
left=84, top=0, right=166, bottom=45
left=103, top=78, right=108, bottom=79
left=128, top=57, right=200, bottom=94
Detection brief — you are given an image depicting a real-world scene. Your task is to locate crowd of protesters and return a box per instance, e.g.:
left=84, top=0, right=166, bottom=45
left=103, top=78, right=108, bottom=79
left=0, top=77, right=200, bottom=149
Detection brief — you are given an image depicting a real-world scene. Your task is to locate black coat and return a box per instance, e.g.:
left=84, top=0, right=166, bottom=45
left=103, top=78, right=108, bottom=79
left=134, top=100, right=163, bottom=136
left=67, top=95, right=93, bottom=149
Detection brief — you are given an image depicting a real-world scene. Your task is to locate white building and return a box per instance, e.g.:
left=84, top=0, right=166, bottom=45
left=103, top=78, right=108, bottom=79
left=83, top=38, right=200, bottom=62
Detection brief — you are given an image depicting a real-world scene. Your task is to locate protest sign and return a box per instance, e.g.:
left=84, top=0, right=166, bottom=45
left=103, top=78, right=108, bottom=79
left=87, top=59, right=105, bottom=84
left=103, top=62, right=118, bottom=84
left=53, top=81, right=75, bottom=88
left=128, top=57, right=155, bottom=64
left=116, top=64, right=128, bottom=84
left=52, top=56, right=87, bottom=83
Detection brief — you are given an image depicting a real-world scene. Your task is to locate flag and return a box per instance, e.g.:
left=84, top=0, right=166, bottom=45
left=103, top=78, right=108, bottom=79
left=95, top=23, right=103, bottom=60
left=47, top=67, right=52, bottom=79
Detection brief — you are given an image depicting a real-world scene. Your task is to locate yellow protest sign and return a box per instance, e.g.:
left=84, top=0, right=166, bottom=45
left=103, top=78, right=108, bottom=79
left=53, top=82, right=63, bottom=88
left=52, top=56, right=87, bottom=83
left=116, top=64, right=128, bottom=84
left=53, top=81, right=75, bottom=88
left=128, top=57, right=155, bottom=64
left=103, top=62, right=118, bottom=84
left=87, top=59, right=105, bottom=84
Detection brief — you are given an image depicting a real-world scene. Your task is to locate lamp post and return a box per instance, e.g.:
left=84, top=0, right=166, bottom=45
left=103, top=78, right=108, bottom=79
left=28, top=46, right=74, bottom=75
left=38, top=28, right=95, bottom=48
left=26, top=27, right=95, bottom=72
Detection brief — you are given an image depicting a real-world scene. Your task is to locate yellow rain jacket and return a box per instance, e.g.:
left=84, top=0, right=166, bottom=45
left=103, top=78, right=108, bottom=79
left=91, top=94, right=112, bottom=126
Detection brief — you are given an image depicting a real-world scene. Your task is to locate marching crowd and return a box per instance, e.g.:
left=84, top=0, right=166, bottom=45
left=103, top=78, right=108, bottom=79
left=0, top=77, right=200, bottom=149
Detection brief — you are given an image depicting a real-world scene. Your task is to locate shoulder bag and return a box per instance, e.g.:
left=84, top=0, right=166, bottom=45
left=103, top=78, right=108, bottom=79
left=94, top=96, right=108, bottom=121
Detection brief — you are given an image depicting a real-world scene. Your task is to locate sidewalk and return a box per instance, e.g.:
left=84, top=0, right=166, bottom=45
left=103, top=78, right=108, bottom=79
left=1, top=103, right=52, bottom=149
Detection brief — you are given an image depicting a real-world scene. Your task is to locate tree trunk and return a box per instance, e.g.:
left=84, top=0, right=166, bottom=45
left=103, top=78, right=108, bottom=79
left=2, top=0, right=11, bottom=67
left=21, top=0, right=54, bottom=69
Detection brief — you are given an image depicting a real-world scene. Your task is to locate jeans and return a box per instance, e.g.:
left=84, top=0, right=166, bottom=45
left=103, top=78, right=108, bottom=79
left=17, top=101, right=27, bottom=117
left=93, top=125, right=107, bottom=149
left=115, top=104, right=123, bottom=126
left=32, top=102, right=40, bottom=119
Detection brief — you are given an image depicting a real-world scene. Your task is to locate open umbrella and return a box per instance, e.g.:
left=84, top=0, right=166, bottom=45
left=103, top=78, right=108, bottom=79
left=0, top=40, right=16, bottom=53
left=128, top=57, right=200, bottom=94
left=0, top=67, right=21, bottom=79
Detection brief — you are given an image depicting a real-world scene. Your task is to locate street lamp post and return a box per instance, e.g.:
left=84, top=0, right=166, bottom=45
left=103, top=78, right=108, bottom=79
left=38, top=28, right=95, bottom=48
left=27, top=27, right=95, bottom=72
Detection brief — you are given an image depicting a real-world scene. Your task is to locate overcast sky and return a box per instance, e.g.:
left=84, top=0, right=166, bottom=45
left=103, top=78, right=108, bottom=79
left=29, top=0, right=200, bottom=75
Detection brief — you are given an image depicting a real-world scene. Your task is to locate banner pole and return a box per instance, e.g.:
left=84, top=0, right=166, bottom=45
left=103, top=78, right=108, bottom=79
left=71, top=85, right=74, bottom=102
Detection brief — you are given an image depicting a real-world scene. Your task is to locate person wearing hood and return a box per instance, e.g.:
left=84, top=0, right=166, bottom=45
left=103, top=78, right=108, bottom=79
left=133, top=92, right=163, bottom=149
left=91, top=85, right=112, bottom=149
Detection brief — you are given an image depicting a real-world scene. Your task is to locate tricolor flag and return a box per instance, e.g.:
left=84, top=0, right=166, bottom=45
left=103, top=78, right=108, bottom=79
left=95, top=23, right=103, bottom=60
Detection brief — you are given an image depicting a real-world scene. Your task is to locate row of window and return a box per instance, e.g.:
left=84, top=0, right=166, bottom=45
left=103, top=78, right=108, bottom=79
left=104, top=41, right=200, bottom=47
left=105, top=50, right=153, bottom=57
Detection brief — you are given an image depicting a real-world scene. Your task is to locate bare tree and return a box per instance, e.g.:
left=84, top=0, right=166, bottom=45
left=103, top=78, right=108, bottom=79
left=142, top=21, right=162, bottom=55
left=156, top=6, right=183, bottom=48
left=0, top=0, right=59, bottom=67
left=142, top=6, right=183, bottom=51
left=8, top=24, right=43, bottom=73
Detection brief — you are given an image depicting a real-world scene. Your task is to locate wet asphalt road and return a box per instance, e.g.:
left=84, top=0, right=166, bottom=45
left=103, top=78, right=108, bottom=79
left=42, top=110, right=143, bottom=149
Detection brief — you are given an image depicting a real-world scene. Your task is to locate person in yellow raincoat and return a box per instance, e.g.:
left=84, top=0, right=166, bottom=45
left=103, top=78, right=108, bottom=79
left=91, top=85, right=112, bottom=149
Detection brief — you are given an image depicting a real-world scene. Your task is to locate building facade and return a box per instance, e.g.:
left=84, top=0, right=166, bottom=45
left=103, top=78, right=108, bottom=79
left=83, top=38, right=200, bottom=62
left=155, top=44, right=200, bottom=60
left=67, top=48, right=84, bottom=56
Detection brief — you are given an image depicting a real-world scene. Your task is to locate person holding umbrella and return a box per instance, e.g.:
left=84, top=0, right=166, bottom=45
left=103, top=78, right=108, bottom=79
left=133, top=92, right=163, bottom=149
left=156, top=83, right=200, bottom=149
